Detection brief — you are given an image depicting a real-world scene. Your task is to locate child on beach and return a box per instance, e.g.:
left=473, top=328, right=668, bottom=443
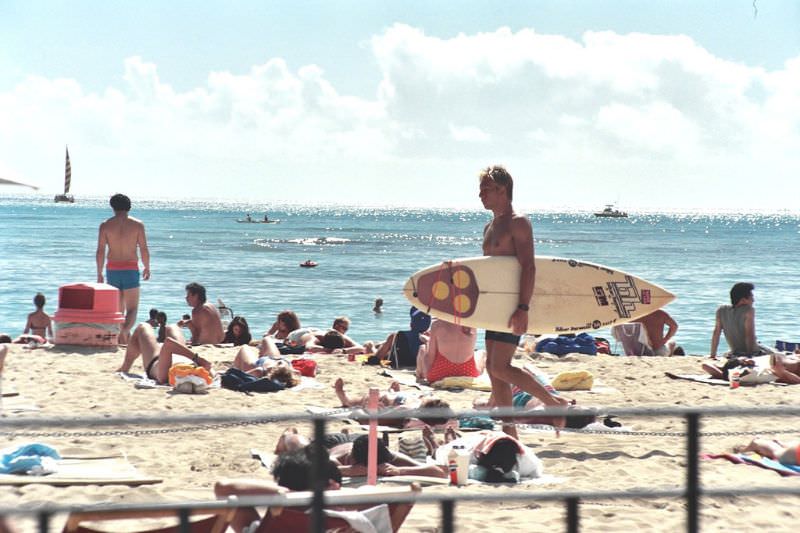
left=23, top=293, right=52, bottom=340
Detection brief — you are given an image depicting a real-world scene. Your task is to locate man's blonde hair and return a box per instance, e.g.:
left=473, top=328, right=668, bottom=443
left=479, top=165, right=514, bottom=201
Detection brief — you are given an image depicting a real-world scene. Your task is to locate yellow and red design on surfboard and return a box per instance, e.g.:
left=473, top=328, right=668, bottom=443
left=404, top=255, right=675, bottom=335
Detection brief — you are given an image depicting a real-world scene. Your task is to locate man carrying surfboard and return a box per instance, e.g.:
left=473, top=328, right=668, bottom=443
left=479, top=166, right=568, bottom=438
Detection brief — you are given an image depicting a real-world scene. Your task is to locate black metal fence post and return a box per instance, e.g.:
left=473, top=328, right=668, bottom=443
left=37, top=511, right=49, bottom=533
left=686, top=412, right=700, bottom=533
left=567, top=497, right=580, bottom=533
left=178, top=508, right=190, bottom=533
left=441, top=499, right=455, bottom=533
left=311, top=417, right=327, bottom=533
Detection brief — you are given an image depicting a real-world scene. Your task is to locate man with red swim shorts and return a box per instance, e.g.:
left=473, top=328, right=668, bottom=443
left=479, top=166, right=567, bottom=438
left=96, top=193, right=150, bottom=343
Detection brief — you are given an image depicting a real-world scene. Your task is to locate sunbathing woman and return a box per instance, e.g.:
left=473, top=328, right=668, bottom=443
left=223, top=315, right=252, bottom=346
left=230, top=345, right=301, bottom=387
left=734, top=437, right=800, bottom=465
left=416, top=319, right=484, bottom=383
left=117, top=316, right=213, bottom=385
left=333, top=378, right=453, bottom=428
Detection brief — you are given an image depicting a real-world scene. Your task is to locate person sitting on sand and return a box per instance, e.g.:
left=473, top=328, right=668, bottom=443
left=145, top=308, right=159, bottom=328
left=733, top=437, right=800, bottom=465
left=710, top=282, right=772, bottom=358
left=633, top=309, right=682, bottom=356
left=23, top=293, right=52, bottom=340
left=177, top=282, right=224, bottom=345
left=265, top=310, right=301, bottom=341
left=328, top=434, right=447, bottom=478
left=416, top=319, right=484, bottom=383
left=333, top=378, right=454, bottom=428
left=223, top=316, right=252, bottom=346
left=117, top=319, right=213, bottom=385
left=371, top=307, right=431, bottom=367
left=229, top=346, right=302, bottom=387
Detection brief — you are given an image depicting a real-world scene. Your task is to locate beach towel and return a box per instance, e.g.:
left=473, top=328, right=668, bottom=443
left=0, top=455, right=161, bottom=486
left=664, top=372, right=788, bottom=387
left=0, top=394, right=41, bottom=414
left=0, top=443, right=60, bottom=474
left=551, top=370, right=594, bottom=391
left=703, top=453, right=800, bottom=477
left=431, top=374, right=493, bottom=391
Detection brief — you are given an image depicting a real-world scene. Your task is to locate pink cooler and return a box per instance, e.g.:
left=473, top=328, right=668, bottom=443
left=53, top=283, right=124, bottom=346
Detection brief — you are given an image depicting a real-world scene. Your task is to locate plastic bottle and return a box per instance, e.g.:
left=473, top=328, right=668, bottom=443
left=448, top=447, right=459, bottom=485
left=729, top=369, right=741, bottom=389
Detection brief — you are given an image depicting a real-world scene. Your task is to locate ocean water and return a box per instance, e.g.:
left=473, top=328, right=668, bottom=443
left=1, top=195, right=798, bottom=355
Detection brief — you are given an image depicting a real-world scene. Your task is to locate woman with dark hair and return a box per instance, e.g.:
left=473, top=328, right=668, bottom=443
left=432, top=430, right=543, bottom=483
left=265, top=310, right=301, bottom=340
left=224, top=316, right=252, bottom=346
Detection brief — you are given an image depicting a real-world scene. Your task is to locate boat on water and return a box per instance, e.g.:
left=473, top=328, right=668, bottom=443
left=594, top=204, right=627, bottom=218
left=300, top=260, right=318, bottom=268
left=54, top=146, right=74, bottom=203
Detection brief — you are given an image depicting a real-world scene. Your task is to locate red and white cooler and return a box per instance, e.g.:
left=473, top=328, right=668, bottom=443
left=53, top=283, right=124, bottom=346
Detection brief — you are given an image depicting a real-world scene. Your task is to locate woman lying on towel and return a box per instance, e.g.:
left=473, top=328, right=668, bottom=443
left=701, top=353, right=800, bottom=384
left=427, top=429, right=544, bottom=483
left=117, top=317, right=213, bottom=385
left=230, top=346, right=301, bottom=388
left=734, top=437, right=800, bottom=465
left=416, top=319, right=486, bottom=383
left=333, top=378, right=455, bottom=428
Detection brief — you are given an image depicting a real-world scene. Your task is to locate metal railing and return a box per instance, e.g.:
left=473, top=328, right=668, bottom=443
left=3, top=405, right=800, bottom=532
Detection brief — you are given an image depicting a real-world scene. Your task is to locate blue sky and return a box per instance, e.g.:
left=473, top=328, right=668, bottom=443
left=1, top=1, right=799, bottom=210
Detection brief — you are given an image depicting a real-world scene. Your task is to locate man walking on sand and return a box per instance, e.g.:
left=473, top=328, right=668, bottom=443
left=96, top=193, right=150, bottom=344
left=479, top=166, right=568, bottom=438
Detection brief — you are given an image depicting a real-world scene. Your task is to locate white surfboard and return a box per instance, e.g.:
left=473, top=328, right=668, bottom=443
left=403, top=256, right=675, bottom=335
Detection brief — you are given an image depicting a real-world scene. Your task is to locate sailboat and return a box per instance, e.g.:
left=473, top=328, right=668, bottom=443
left=54, top=146, right=74, bottom=203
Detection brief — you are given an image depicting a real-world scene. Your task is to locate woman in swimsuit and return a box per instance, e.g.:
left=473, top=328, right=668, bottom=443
left=24, top=293, right=52, bottom=339
left=734, top=437, right=800, bottom=465
left=117, top=317, right=213, bottom=384
left=416, top=319, right=484, bottom=383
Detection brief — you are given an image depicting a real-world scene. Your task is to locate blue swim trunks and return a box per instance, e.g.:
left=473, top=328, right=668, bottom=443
left=106, top=269, right=140, bottom=290
left=512, top=391, right=532, bottom=408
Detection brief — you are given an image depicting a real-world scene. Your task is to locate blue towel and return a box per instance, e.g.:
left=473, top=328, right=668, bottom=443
left=0, top=443, right=61, bottom=474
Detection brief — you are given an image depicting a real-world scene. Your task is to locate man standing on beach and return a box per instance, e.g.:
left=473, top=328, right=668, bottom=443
left=96, top=193, right=150, bottom=344
left=178, top=282, right=224, bottom=344
left=479, top=165, right=567, bottom=438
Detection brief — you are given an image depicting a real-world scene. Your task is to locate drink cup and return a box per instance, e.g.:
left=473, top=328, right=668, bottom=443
left=455, top=450, right=469, bottom=486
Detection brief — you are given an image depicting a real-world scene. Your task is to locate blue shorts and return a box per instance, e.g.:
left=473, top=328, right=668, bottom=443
left=106, top=269, right=140, bottom=290
left=512, top=391, right=532, bottom=408
left=485, top=330, right=521, bottom=346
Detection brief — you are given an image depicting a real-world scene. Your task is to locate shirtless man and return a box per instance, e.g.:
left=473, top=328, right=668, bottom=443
left=479, top=165, right=568, bottom=438
left=96, top=194, right=150, bottom=343
left=634, top=309, right=679, bottom=356
left=178, top=282, right=224, bottom=345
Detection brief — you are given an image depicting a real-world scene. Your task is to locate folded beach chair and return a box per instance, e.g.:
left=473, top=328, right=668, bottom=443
left=611, top=323, right=653, bottom=356
left=62, top=506, right=234, bottom=533
left=253, top=485, right=420, bottom=533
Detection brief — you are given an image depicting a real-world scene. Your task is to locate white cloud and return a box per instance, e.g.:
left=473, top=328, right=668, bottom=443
left=0, top=25, right=799, bottom=209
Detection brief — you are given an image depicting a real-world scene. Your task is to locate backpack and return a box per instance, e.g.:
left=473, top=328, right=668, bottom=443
left=389, top=331, right=420, bottom=369
left=221, top=367, right=286, bottom=393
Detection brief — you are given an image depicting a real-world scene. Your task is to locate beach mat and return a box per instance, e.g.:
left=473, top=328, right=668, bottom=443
left=703, top=452, right=800, bottom=477
left=0, top=456, right=162, bottom=486
left=0, top=395, right=40, bottom=414
left=664, top=372, right=788, bottom=387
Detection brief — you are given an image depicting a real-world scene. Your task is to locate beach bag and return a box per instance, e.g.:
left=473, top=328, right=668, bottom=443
left=389, top=331, right=419, bottom=369
left=291, top=358, right=317, bottom=377
left=221, top=367, right=285, bottom=393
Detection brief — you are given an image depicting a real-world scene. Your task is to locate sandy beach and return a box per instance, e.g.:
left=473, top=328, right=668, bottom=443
left=2, top=343, right=799, bottom=532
